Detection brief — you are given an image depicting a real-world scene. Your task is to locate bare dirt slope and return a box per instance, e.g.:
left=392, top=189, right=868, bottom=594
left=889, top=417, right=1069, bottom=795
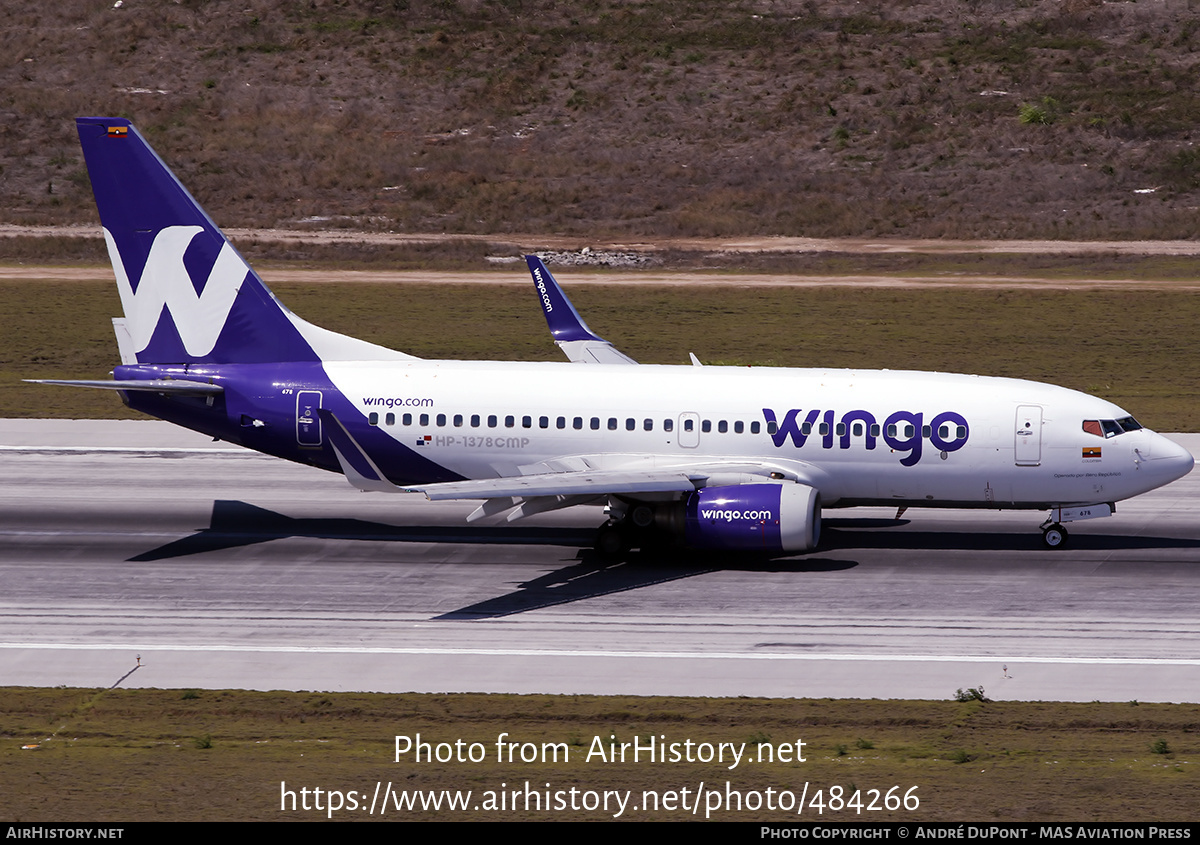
left=2, top=1, right=1198, bottom=241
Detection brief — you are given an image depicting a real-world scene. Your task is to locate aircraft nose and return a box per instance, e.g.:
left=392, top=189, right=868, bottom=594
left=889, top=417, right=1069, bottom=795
left=1148, top=434, right=1195, bottom=483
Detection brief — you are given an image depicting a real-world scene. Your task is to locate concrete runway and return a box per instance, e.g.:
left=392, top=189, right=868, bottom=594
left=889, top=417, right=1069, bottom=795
left=2, top=420, right=1198, bottom=702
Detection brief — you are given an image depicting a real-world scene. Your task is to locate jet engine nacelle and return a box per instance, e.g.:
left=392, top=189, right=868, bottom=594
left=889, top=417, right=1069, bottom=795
left=682, top=483, right=821, bottom=553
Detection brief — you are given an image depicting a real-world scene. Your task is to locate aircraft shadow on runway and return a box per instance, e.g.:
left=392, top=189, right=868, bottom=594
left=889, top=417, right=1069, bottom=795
left=127, top=501, right=1197, bottom=618
left=128, top=500, right=855, bottom=618
left=128, top=499, right=597, bottom=562
left=436, top=550, right=854, bottom=619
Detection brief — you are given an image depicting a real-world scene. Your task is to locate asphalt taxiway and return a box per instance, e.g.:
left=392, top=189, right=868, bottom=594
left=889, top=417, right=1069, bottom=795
left=2, top=420, right=1198, bottom=702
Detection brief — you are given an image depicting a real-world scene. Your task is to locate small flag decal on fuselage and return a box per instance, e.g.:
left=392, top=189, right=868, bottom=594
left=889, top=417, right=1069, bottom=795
left=108, top=126, right=128, bottom=137
left=1083, top=446, right=1101, bottom=458
left=416, top=435, right=431, bottom=446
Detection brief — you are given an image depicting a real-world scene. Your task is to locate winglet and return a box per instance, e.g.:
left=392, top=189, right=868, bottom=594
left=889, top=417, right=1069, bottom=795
left=318, top=409, right=404, bottom=493
left=525, top=255, right=637, bottom=365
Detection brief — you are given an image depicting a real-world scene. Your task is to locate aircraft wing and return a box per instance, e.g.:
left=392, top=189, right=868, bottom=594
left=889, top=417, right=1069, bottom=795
left=526, top=255, right=638, bottom=365
left=404, top=469, right=699, bottom=500
left=404, top=460, right=807, bottom=523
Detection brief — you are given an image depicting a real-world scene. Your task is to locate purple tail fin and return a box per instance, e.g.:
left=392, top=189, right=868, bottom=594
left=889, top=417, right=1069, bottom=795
left=77, top=117, right=406, bottom=365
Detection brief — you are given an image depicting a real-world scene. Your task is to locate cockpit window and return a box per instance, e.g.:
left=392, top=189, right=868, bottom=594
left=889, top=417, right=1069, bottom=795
left=1084, top=418, right=1142, bottom=439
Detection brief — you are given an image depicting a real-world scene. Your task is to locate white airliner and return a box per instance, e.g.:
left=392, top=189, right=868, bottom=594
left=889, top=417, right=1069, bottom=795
left=37, top=117, right=1195, bottom=556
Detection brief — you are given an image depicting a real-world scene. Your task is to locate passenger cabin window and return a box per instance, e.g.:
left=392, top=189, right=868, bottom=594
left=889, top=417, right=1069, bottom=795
left=664, top=419, right=674, bottom=432
left=386, top=412, right=395, bottom=426
left=368, top=412, right=379, bottom=426
left=402, top=413, right=412, bottom=425
left=419, top=413, right=429, bottom=426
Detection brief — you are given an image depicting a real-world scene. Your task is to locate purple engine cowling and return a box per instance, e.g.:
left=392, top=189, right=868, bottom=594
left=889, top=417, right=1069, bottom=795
left=683, top=483, right=821, bottom=552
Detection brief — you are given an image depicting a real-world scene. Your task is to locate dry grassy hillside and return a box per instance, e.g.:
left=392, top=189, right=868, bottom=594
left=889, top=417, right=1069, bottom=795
left=2, top=0, right=1198, bottom=239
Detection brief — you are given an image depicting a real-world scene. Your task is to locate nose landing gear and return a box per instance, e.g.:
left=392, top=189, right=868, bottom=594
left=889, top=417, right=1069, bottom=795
left=1041, top=523, right=1068, bottom=548
left=1038, top=503, right=1113, bottom=549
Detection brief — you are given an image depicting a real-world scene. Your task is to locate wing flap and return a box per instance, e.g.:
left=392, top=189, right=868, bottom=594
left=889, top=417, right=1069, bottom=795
left=406, top=469, right=699, bottom=500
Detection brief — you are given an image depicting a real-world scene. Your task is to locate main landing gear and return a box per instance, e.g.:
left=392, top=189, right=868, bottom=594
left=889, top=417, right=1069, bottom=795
left=595, top=519, right=632, bottom=558
left=594, top=503, right=661, bottom=558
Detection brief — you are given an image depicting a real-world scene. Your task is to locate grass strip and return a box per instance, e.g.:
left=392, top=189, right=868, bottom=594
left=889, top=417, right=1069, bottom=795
left=3, top=280, right=1198, bottom=430
left=3, top=686, right=1196, bottom=822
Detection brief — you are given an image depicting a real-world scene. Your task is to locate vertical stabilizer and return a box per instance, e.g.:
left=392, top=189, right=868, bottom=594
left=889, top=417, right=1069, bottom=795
left=76, top=117, right=412, bottom=365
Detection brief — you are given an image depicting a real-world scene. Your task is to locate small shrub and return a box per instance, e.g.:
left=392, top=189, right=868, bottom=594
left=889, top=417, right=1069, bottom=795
left=1019, top=103, right=1051, bottom=125
left=1150, top=739, right=1170, bottom=755
left=194, top=734, right=213, bottom=749
left=954, top=687, right=990, bottom=702
left=855, top=738, right=875, bottom=750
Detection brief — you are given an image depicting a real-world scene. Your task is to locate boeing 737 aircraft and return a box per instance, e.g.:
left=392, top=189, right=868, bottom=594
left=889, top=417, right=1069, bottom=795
left=38, top=117, right=1194, bottom=556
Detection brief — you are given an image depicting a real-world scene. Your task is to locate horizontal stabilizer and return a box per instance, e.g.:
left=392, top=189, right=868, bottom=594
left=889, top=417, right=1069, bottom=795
left=26, top=378, right=223, bottom=395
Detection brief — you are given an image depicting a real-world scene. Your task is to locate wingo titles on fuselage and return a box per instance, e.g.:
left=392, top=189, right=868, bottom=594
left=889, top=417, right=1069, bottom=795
left=762, top=408, right=970, bottom=466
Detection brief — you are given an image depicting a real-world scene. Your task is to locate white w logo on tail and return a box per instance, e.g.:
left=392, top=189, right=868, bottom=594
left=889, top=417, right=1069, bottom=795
left=104, top=225, right=249, bottom=357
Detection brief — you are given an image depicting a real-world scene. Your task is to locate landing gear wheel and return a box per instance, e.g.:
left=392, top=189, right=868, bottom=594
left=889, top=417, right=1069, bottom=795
left=631, top=504, right=655, bottom=529
left=595, top=521, right=631, bottom=559
left=1042, top=523, right=1068, bottom=549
